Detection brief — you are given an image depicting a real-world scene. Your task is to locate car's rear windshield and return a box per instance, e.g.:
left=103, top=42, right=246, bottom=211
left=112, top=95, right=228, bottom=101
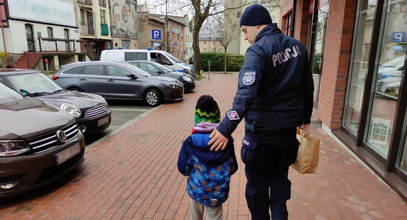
left=7, top=73, right=62, bottom=94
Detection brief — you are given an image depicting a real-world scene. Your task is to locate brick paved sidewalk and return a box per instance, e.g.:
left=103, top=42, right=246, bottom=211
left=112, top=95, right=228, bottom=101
left=0, top=73, right=406, bottom=219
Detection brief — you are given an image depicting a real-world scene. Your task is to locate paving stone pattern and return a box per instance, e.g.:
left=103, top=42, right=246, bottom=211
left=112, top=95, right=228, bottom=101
left=0, top=73, right=406, bottom=219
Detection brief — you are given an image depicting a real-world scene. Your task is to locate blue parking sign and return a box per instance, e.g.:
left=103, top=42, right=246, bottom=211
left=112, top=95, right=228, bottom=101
left=152, top=30, right=161, bottom=40
left=391, top=32, right=406, bottom=42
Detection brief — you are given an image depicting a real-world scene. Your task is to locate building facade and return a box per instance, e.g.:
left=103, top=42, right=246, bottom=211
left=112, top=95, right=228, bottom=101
left=184, top=20, right=194, bottom=63
left=148, top=14, right=186, bottom=61
left=167, top=17, right=185, bottom=61
left=109, top=0, right=138, bottom=50
left=199, top=36, right=223, bottom=53
left=0, top=0, right=86, bottom=70
left=280, top=0, right=407, bottom=200
left=76, top=0, right=113, bottom=60
left=137, top=14, right=165, bottom=50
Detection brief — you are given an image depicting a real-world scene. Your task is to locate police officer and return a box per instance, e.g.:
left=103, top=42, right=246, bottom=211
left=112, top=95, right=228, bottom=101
left=208, top=4, right=314, bottom=220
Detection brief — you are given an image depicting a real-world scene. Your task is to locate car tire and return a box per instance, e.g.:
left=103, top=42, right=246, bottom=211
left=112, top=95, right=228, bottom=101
left=68, top=87, right=83, bottom=92
left=144, top=89, right=162, bottom=107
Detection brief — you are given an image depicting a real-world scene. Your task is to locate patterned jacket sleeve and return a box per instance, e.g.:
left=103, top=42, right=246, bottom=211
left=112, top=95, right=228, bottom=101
left=177, top=137, right=192, bottom=176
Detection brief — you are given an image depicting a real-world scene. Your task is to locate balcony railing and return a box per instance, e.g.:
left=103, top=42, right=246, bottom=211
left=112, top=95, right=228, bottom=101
left=37, top=38, right=81, bottom=53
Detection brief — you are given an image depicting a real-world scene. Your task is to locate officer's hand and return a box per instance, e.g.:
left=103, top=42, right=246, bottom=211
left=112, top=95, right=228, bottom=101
left=298, top=124, right=310, bottom=131
left=208, top=129, right=228, bottom=151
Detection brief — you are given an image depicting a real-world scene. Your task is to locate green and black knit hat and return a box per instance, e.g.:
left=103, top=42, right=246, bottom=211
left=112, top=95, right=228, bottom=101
left=194, top=95, right=221, bottom=124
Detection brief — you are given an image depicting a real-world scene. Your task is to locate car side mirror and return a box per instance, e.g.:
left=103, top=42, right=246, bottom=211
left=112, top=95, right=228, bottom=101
left=127, top=74, right=137, bottom=79
left=156, top=70, right=164, bottom=75
left=398, top=66, right=404, bottom=71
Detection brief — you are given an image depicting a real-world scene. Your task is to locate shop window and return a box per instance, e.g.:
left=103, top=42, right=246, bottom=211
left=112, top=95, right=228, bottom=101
left=343, top=0, right=378, bottom=135
left=365, top=0, right=407, bottom=158
left=308, top=0, right=330, bottom=107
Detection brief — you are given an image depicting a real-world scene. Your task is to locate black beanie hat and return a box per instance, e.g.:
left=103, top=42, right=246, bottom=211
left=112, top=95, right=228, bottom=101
left=240, top=4, right=272, bottom=26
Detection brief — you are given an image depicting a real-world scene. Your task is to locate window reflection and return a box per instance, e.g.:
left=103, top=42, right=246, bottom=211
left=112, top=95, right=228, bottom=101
left=366, top=0, right=407, bottom=158
left=343, top=0, right=377, bottom=135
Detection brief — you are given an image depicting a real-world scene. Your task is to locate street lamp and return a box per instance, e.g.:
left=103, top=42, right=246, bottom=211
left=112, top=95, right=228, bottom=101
left=165, top=0, right=169, bottom=52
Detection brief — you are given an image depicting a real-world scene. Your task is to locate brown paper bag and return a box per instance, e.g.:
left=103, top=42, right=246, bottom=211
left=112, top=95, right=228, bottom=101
left=291, top=129, right=320, bottom=174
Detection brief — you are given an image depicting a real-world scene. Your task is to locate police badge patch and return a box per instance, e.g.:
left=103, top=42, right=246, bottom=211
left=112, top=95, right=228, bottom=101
left=227, top=110, right=240, bottom=120
left=242, top=72, right=256, bottom=86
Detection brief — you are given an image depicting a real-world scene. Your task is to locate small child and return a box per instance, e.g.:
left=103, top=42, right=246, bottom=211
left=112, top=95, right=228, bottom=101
left=177, top=95, right=238, bottom=220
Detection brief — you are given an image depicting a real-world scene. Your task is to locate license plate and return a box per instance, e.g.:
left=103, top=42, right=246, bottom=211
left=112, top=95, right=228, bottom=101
left=97, top=116, right=110, bottom=127
left=55, top=143, right=81, bottom=165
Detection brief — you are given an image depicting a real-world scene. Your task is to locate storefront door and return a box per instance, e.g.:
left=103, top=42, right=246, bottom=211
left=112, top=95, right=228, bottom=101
left=308, top=0, right=330, bottom=107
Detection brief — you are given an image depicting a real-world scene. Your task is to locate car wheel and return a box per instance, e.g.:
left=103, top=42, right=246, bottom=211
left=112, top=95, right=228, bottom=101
left=145, top=89, right=162, bottom=107
left=68, top=87, right=83, bottom=92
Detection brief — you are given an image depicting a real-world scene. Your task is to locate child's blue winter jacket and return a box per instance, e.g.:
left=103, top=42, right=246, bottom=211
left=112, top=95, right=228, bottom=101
left=177, top=123, right=238, bottom=207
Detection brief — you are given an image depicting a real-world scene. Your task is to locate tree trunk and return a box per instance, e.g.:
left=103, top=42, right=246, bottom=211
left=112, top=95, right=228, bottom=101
left=193, top=18, right=204, bottom=77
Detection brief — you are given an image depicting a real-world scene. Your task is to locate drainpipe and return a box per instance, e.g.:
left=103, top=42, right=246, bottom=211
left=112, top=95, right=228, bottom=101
left=0, top=5, right=7, bottom=52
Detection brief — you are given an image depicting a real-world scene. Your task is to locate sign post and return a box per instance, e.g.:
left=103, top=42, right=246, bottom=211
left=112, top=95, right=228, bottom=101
left=208, top=60, right=211, bottom=80
left=44, top=58, right=49, bottom=72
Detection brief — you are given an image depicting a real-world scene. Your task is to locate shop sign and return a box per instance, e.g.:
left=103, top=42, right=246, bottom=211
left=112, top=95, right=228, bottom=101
left=172, top=28, right=180, bottom=34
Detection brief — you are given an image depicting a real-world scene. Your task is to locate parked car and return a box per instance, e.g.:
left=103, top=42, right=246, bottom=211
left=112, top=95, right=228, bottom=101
left=127, top=60, right=195, bottom=92
left=52, top=61, right=184, bottom=107
left=375, top=55, right=405, bottom=99
left=376, top=76, right=401, bottom=99
left=0, top=70, right=112, bottom=134
left=378, top=55, right=405, bottom=79
left=0, top=81, right=85, bottom=198
left=100, top=49, right=194, bottom=76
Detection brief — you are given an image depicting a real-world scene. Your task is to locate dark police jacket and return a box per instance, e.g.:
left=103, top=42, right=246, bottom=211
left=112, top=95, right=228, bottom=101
left=217, top=24, right=314, bottom=138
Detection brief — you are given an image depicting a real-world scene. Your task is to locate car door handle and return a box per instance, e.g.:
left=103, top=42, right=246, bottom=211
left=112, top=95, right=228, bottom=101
left=79, top=78, right=87, bottom=81
left=108, top=79, right=114, bottom=82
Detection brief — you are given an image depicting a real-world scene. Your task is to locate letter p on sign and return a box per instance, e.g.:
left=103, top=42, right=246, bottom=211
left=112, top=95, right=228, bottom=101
left=391, top=32, right=406, bottom=42
left=152, top=30, right=161, bottom=40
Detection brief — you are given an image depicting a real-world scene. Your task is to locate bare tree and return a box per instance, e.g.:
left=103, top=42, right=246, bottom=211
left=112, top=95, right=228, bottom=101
left=213, top=12, right=240, bottom=74
left=148, top=0, right=252, bottom=76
